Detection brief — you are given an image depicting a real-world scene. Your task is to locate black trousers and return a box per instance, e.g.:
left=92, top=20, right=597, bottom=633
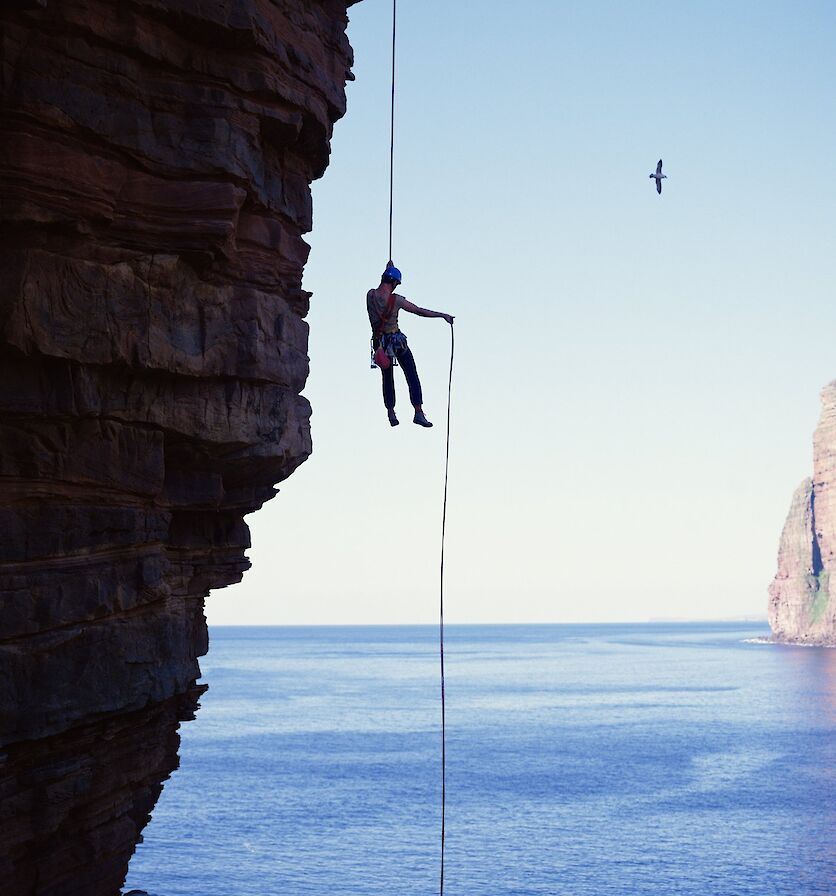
left=381, top=343, right=423, bottom=410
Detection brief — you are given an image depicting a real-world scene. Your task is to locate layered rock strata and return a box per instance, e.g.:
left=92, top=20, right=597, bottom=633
left=769, top=381, right=836, bottom=644
left=0, top=1, right=356, bottom=891
left=2, top=688, right=203, bottom=896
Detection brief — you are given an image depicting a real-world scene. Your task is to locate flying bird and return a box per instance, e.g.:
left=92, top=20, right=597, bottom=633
left=650, top=159, right=666, bottom=194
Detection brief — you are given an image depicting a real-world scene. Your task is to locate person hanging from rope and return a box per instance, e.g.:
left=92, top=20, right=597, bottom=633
left=368, top=261, right=454, bottom=428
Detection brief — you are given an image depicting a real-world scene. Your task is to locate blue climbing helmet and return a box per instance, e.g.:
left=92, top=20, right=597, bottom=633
left=382, top=264, right=402, bottom=285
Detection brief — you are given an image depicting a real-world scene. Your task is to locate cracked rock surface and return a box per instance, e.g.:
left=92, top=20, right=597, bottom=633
left=0, top=1, right=356, bottom=892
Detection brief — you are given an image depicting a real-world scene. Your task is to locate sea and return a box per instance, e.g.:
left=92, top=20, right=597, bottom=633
left=123, top=623, right=836, bottom=896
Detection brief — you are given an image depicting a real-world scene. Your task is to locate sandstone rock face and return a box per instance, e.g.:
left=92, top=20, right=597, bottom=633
left=0, top=1, right=356, bottom=891
left=769, top=382, right=836, bottom=644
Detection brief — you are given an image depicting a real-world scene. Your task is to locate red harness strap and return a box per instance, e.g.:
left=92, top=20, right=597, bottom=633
left=374, top=292, right=397, bottom=341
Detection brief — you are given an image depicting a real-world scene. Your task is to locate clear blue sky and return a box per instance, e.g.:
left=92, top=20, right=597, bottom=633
left=207, top=0, right=836, bottom=625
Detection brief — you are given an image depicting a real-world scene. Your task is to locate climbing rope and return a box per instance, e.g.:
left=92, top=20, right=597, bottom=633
left=388, top=0, right=397, bottom=260
left=386, top=4, right=451, bottom=891
left=439, top=322, right=454, bottom=896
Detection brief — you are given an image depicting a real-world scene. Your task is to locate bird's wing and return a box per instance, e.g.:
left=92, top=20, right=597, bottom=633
left=656, top=159, right=663, bottom=175
left=656, top=179, right=662, bottom=194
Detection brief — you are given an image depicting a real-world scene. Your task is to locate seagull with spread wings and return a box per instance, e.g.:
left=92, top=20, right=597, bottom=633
left=650, top=159, right=667, bottom=194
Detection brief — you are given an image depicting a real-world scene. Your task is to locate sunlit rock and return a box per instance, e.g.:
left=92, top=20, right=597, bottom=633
left=769, top=382, right=836, bottom=644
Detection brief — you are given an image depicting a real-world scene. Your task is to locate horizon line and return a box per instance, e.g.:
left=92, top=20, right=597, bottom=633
left=206, top=616, right=770, bottom=628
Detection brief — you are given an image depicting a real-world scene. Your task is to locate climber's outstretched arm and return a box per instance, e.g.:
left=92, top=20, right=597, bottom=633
left=400, top=298, right=454, bottom=325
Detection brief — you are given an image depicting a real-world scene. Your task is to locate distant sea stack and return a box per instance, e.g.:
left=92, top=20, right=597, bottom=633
left=769, top=381, right=836, bottom=644
left=0, top=2, right=357, bottom=893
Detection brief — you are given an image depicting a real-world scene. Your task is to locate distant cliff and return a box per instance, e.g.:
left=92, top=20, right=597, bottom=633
left=769, top=381, right=836, bottom=644
left=0, top=1, right=356, bottom=892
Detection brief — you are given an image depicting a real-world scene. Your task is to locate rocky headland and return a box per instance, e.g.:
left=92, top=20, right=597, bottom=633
left=769, top=381, right=836, bottom=644
left=0, top=1, right=356, bottom=892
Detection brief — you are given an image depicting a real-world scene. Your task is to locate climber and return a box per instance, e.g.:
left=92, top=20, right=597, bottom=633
left=368, top=262, right=454, bottom=427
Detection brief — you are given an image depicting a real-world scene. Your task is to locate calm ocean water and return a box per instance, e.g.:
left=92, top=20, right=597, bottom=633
left=124, top=623, right=836, bottom=896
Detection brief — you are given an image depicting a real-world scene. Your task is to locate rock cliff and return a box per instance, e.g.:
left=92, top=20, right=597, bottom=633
left=769, top=381, right=836, bottom=644
left=0, top=1, right=356, bottom=892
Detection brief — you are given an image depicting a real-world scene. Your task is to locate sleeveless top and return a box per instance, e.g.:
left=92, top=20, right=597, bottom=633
left=367, top=289, right=405, bottom=335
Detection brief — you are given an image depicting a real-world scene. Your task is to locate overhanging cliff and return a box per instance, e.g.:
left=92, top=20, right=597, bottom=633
left=0, top=2, right=357, bottom=892
left=769, top=381, right=836, bottom=644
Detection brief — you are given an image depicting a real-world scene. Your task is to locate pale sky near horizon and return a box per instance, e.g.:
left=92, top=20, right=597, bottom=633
left=207, top=0, right=836, bottom=626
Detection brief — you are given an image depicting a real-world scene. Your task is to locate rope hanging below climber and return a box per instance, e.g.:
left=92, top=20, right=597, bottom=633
left=364, top=3, right=456, bottom=894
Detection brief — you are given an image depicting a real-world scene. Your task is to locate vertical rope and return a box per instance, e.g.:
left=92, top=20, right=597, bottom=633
left=439, top=322, right=454, bottom=896
left=388, top=0, right=396, bottom=261
left=385, top=6, right=451, bottom=892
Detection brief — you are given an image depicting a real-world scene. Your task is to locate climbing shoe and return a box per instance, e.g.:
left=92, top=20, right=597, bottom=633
left=388, top=410, right=399, bottom=427
left=413, top=411, right=433, bottom=428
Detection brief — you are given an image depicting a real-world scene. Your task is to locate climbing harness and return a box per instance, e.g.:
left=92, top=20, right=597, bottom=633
left=370, top=290, right=397, bottom=368
left=381, top=331, right=408, bottom=363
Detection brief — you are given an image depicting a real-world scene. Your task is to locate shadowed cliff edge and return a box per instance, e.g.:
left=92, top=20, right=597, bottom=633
left=769, top=381, right=836, bottom=645
left=0, top=2, right=358, bottom=892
